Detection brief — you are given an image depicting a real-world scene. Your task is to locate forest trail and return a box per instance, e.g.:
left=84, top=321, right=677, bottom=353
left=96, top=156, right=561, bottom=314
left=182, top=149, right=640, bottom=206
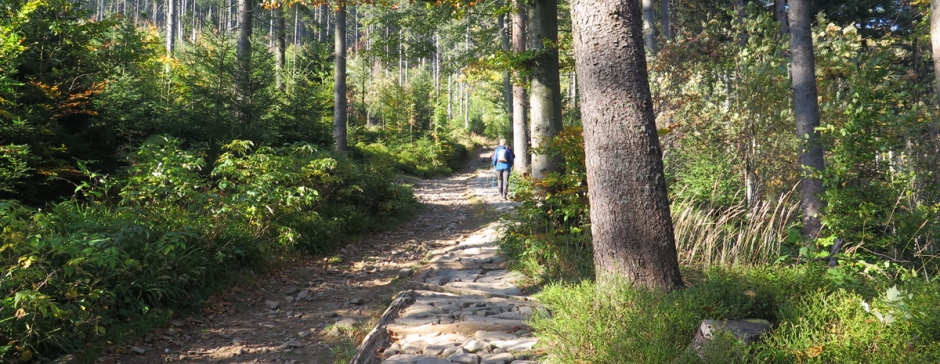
left=108, top=147, right=530, bottom=364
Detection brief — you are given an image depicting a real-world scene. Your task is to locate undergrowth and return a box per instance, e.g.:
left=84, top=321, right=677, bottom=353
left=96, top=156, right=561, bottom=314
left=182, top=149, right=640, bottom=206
left=533, top=265, right=940, bottom=363
left=0, top=136, right=418, bottom=362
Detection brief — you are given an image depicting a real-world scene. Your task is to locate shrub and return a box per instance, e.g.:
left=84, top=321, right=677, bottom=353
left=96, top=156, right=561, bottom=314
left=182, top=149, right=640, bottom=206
left=0, top=135, right=418, bottom=361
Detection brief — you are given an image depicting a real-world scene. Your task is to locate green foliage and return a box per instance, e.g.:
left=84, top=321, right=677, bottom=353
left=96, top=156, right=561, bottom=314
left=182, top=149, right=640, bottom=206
left=533, top=265, right=940, bottom=363
left=354, top=136, right=466, bottom=178
left=810, top=20, right=940, bottom=275
left=0, top=136, right=418, bottom=361
left=498, top=126, right=592, bottom=281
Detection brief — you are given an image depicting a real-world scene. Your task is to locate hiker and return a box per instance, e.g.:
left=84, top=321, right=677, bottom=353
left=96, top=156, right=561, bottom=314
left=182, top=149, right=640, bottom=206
left=491, top=139, right=515, bottom=200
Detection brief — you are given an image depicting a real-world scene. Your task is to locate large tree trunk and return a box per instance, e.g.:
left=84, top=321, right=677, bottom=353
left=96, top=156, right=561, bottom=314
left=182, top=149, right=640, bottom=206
left=789, top=0, right=826, bottom=240
left=528, top=0, right=562, bottom=179
left=334, top=4, right=348, bottom=152
left=571, top=0, right=683, bottom=291
left=642, top=0, right=656, bottom=55
left=235, top=0, right=252, bottom=125
left=512, top=0, right=529, bottom=172
left=775, top=0, right=788, bottom=36
left=275, top=1, right=285, bottom=91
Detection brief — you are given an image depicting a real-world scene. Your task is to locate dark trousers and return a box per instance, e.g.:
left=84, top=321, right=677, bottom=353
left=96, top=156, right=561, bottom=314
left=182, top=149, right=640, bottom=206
left=497, top=169, right=511, bottom=197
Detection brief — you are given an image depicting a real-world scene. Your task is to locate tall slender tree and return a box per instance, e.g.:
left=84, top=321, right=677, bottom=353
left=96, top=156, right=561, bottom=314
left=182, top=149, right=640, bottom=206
left=571, top=0, right=683, bottom=291
left=273, top=1, right=285, bottom=91
left=512, top=0, right=529, bottom=172
left=661, top=0, right=670, bottom=41
left=775, top=0, right=789, bottom=36
left=235, top=0, right=252, bottom=124
left=789, top=0, right=826, bottom=240
left=528, top=0, right=562, bottom=179
left=642, top=0, right=656, bottom=54
left=334, top=3, right=348, bottom=152
left=932, top=0, right=940, bottom=108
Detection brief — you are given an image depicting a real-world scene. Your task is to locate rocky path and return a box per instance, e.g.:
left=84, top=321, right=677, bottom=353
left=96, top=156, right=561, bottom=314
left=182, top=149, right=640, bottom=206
left=107, top=148, right=533, bottom=364
left=349, top=163, right=542, bottom=364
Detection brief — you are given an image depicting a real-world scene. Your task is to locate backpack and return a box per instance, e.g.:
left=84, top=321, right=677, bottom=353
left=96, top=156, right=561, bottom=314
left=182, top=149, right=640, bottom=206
left=496, top=147, right=510, bottom=163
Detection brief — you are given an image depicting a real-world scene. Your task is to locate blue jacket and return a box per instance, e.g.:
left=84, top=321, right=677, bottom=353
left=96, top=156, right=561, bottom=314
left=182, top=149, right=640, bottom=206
left=492, top=146, right=515, bottom=170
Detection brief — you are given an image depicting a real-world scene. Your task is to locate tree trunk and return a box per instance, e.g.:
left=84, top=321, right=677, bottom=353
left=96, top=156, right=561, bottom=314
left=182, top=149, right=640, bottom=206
left=571, top=0, right=684, bottom=291
left=235, top=0, right=252, bottom=125
left=789, top=0, right=826, bottom=240
left=775, top=0, right=788, bottom=36
left=448, top=74, right=453, bottom=120
left=512, top=0, right=529, bottom=172
left=932, top=0, right=940, bottom=108
left=499, top=8, right=512, bottom=128
left=661, top=0, right=670, bottom=41
left=166, top=0, right=176, bottom=58
left=734, top=0, right=745, bottom=47
left=334, top=4, right=348, bottom=152
left=642, top=0, right=656, bottom=55
left=529, top=0, right=563, bottom=179
left=275, top=1, right=286, bottom=91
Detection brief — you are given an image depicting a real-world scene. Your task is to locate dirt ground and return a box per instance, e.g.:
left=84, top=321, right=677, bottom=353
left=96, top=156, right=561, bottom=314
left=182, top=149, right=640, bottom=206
left=104, top=152, right=499, bottom=364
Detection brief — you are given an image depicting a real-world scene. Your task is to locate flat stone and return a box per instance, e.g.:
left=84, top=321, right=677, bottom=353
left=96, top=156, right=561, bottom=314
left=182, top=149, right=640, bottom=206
left=350, top=298, right=365, bottom=305
left=447, top=352, right=480, bottom=364
left=480, top=353, right=514, bottom=364
left=474, top=270, right=525, bottom=284
left=231, top=337, right=246, bottom=346
left=462, top=338, right=485, bottom=352
left=284, top=338, right=303, bottom=348
left=383, top=354, right=438, bottom=363
left=474, top=331, right=518, bottom=342
left=492, top=338, right=537, bottom=352
left=402, top=304, right=444, bottom=318
left=416, top=358, right=455, bottom=364
left=296, top=290, right=310, bottom=300
left=441, top=345, right=463, bottom=358
left=265, top=300, right=280, bottom=310
left=399, top=268, right=414, bottom=278
left=396, top=316, right=445, bottom=325
left=445, top=282, right=521, bottom=296
left=131, top=346, right=146, bottom=355
left=402, top=340, right=426, bottom=354
left=422, top=343, right=454, bottom=356
left=282, top=286, right=301, bottom=295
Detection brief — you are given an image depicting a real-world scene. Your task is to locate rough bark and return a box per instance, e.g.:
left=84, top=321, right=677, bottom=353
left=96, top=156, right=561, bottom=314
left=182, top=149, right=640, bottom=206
left=528, top=0, right=562, bottom=179
left=512, top=0, right=529, bottom=172
left=642, top=0, right=656, bottom=55
left=789, top=0, right=826, bottom=240
left=571, top=0, right=683, bottom=291
left=334, top=4, right=348, bottom=152
left=775, top=0, right=788, bottom=36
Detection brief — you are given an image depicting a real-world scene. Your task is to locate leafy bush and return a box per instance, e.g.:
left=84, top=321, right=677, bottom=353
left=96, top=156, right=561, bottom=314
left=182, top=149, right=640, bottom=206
left=353, top=136, right=467, bottom=178
left=0, top=136, right=418, bottom=361
left=498, top=126, right=592, bottom=281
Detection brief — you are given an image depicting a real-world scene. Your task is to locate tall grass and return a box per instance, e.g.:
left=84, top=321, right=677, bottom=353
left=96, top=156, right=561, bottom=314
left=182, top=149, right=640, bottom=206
left=672, top=190, right=799, bottom=268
